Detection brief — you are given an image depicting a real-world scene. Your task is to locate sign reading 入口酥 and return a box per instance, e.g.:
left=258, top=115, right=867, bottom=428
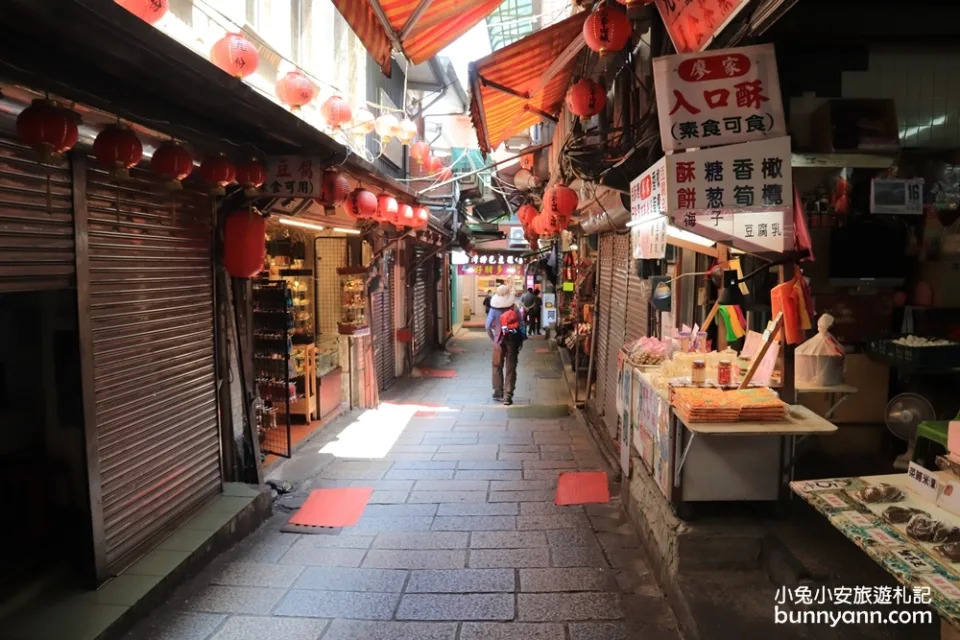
left=654, top=44, right=785, bottom=152
left=265, top=156, right=324, bottom=198
left=654, top=0, right=751, bottom=55
left=630, top=158, right=669, bottom=260
left=456, top=252, right=524, bottom=276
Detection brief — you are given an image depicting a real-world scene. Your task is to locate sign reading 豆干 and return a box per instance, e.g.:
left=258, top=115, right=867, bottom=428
left=265, top=156, right=324, bottom=198
left=629, top=158, right=669, bottom=260
left=653, top=44, right=785, bottom=152
left=654, top=0, right=751, bottom=54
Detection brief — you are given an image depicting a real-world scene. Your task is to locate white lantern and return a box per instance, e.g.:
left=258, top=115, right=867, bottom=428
left=514, top=168, right=540, bottom=191
left=398, top=119, right=418, bottom=145
left=353, top=108, right=376, bottom=134
left=375, top=114, right=401, bottom=141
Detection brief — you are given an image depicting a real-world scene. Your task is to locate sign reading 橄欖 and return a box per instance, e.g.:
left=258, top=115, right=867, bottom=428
left=654, top=0, right=751, bottom=54
left=654, top=44, right=785, bottom=152
left=630, top=158, right=669, bottom=260
left=265, top=156, right=324, bottom=198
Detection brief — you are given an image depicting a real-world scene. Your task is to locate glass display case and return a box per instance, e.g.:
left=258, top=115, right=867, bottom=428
left=337, top=266, right=370, bottom=335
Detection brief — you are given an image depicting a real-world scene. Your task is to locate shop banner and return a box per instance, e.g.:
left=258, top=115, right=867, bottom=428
left=654, top=44, right=785, bottom=152
left=654, top=0, right=750, bottom=54
left=630, top=158, right=669, bottom=259
left=265, top=156, right=325, bottom=197
left=458, top=251, right=525, bottom=276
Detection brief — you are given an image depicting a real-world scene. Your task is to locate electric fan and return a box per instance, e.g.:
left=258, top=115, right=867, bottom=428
left=886, top=393, right=936, bottom=470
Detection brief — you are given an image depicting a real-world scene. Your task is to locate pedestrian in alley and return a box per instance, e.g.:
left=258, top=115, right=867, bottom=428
left=531, top=287, right=543, bottom=335
left=485, top=284, right=522, bottom=405
left=481, top=289, right=493, bottom=317
left=520, top=287, right=537, bottom=335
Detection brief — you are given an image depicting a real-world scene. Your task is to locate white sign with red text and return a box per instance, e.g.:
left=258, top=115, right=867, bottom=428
left=630, top=158, right=669, bottom=260
left=654, top=44, right=785, bottom=152
left=654, top=0, right=751, bottom=54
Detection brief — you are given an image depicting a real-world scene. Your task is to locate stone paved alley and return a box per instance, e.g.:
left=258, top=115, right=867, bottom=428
left=124, top=330, right=681, bottom=640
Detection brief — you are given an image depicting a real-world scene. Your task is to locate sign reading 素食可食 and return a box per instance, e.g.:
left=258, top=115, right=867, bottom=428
left=654, top=0, right=751, bottom=54
left=629, top=158, right=669, bottom=260
left=265, top=156, right=324, bottom=198
left=654, top=43, right=785, bottom=152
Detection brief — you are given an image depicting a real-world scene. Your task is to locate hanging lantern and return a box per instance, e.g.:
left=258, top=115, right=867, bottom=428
left=517, top=203, right=538, bottom=225
left=398, top=203, right=415, bottom=227
left=544, top=184, right=579, bottom=217
left=150, top=140, right=194, bottom=190
left=374, top=113, right=400, bottom=141
left=345, top=188, right=378, bottom=220
left=584, top=3, right=632, bottom=55
left=235, top=159, right=266, bottom=197
left=415, top=206, right=430, bottom=227
left=322, top=96, right=352, bottom=130
left=376, top=194, right=398, bottom=224
left=425, top=155, right=445, bottom=175
left=210, top=32, right=259, bottom=78
left=16, top=99, right=78, bottom=163
left=115, top=0, right=169, bottom=24
left=397, top=119, right=418, bottom=145
left=410, top=140, right=430, bottom=166
left=275, top=70, right=317, bottom=110
left=320, top=169, right=350, bottom=206
left=520, top=154, right=535, bottom=171
left=439, top=167, right=454, bottom=183
left=513, top=168, right=539, bottom=191
left=198, top=153, right=236, bottom=196
left=566, top=78, right=607, bottom=117
left=93, top=124, right=143, bottom=181
left=538, top=213, right=558, bottom=235
left=223, top=210, right=266, bottom=278
left=352, top=108, right=376, bottom=134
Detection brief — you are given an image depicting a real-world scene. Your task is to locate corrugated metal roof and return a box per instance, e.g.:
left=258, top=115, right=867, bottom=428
left=469, top=11, right=587, bottom=154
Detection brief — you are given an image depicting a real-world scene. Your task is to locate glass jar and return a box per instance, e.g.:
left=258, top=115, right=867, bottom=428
left=697, top=331, right=709, bottom=353
left=717, top=360, right=732, bottom=386
left=679, top=331, right=691, bottom=352
left=691, top=359, right=706, bottom=385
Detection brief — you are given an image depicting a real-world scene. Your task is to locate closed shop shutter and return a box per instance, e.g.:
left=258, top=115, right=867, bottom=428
left=85, top=163, right=220, bottom=574
left=592, top=234, right=613, bottom=427
left=602, top=233, right=630, bottom=438
left=412, top=245, right=428, bottom=364
left=625, top=268, right=651, bottom=344
left=0, top=138, right=75, bottom=292
left=373, top=251, right=396, bottom=391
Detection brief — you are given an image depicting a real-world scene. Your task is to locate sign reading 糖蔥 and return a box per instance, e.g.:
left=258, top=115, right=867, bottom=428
left=630, top=158, right=669, bottom=260
left=654, top=0, right=751, bottom=54
left=265, top=156, right=324, bottom=197
left=654, top=44, right=785, bottom=152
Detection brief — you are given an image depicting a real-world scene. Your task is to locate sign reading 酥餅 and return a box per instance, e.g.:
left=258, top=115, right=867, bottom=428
left=654, top=0, right=751, bottom=54
left=654, top=44, right=785, bottom=152
left=665, top=136, right=795, bottom=253
left=630, top=158, right=669, bottom=260
left=456, top=252, right=525, bottom=276
left=265, top=156, right=324, bottom=198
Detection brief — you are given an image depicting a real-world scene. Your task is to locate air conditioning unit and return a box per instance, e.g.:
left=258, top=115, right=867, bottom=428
left=574, top=183, right=632, bottom=234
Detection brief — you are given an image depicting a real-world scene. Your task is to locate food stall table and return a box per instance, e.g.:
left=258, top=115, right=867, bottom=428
left=793, top=382, right=859, bottom=419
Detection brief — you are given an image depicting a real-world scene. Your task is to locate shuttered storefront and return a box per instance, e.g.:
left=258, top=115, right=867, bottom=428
left=372, top=251, right=396, bottom=391
left=412, top=244, right=428, bottom=364
left=84, top=163, right=220, bottom=574
left=625, top=266, right=651, bottom=344
left=592, top=234, right=613, bottom=434
left=602, top=233, right=630, bottom=438
left=0, top=138, right=75, bottom=292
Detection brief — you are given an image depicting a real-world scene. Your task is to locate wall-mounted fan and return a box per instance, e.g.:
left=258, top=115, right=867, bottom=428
left=886, top=393, right=936, bottom=470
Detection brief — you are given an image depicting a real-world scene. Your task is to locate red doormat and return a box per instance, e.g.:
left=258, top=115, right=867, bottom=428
left=534, top=348, right=551, bottom=354
left=287, top=487, right=373, bottom=529
left=447, top=346, right=465, bottom=353
left=415, top=402, right=443, bottom=417
left=413, top=367, right=457, bottom=378
left=555, top=471, right=610, bottom=506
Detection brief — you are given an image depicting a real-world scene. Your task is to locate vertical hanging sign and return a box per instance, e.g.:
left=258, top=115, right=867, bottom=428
left=630, top=158, right=669, bottom=260
left=654, top=0, right=751, bottom=54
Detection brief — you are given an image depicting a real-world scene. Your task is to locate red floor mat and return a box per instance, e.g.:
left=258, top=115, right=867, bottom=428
left=415, top=367, right=457, bottom=378
left=288, top=487, right=373, bottom=528
left=534, top=348, right=551, bottom=354
left=446, top=346, right=465, bottom=353
left=555, top=471, right=610, bottom=506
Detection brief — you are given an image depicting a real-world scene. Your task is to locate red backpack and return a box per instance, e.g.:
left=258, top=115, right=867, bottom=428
left=499, top=307, right=525, bottom=343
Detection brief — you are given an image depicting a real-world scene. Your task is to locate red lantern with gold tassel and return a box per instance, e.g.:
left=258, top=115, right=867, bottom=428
left=235, top=159, right=266, bottom=197
left=320, top=169, right=350, bottom=207
left=93, top=124, right=142, bottom=181
left=16, top=99, right=78, bottom=163
left=275, top=70, right=317, bottom=110
left=198, top=153, right=236, bottom=196
left=425, top=155, right=444, bottom=175
left=517, top=203, right=538, bottom=226
left=223, top=210, right=266, bottom=278
left=210, top=32, right=259, bottom=78
left=410, top=141, right=430, bottom=167
left=345, top=188, right=377, bottom=220
left=322, top=96, right=352, bottom=130
left=151, top=140, right=194, bottom=190
left=566, top=78, right=607, bottom=117
left=584, top=3, right=632, bottom=55
left=543, top=184, right=579, bottom=218
left=115, top=0, right=169, bottom=23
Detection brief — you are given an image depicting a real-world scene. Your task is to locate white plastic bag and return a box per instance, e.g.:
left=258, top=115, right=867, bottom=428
left=794, top=314, right=845, bottom=386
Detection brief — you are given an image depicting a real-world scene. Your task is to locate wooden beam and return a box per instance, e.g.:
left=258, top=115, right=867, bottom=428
left=523, top=104, right=559, bottom=122
left=367, top=0, right=406, bottom=55
left=400, top=0, right=436, bottom=40
left=479, top=75, right=530, bottom=100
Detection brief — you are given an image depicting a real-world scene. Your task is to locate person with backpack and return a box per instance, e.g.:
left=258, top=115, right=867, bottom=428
left=485, top=284, right=526, bottom=405
left=520, top=287, right=537, bottom=335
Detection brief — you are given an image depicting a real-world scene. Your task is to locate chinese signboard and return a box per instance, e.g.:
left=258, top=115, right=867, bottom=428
left=630, top=158, right=669, bottom=260
left=456, top=252, right=525, bottom=276
left=265, top=156, right=324, bottom=198
left=654, top=0, right=751, bottom=54
left=654, top=44, right=785, bottom=152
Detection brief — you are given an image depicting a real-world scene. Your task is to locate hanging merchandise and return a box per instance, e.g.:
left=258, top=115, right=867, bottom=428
left=376, top=194, right=399, bottom=224
left=352, top=107, right=376, bottom=134
left=321, top=95, right=352, bottom=130
left=583, top=3, right=632, bottom=55
left=236, top=158, right=266, bottom=196
left=375, top=113, right=400, bottom=142
left=198, top=152, right=236, bottom=196
left=398, top=203, right=415, bottom=227
left=398, top=119, right=418, bottom=145
left=410, top=141, right=430, bottom=166
left=320, top=169, right=350, bottom=206
left=795, top=314, right=844, bottom=386
left=345, top=188, right=378, bottom=220
left=544, top=184, right=579, bottom=218
left=115, top=0, right=169, bottom=24
left=566, top=78, right=607, bottom=117
left=210, top=32, right=259, bottom=78
left=514, top=168, right=539, bottom=191
left=15, top=99, right=78, bottom=163
left=93, top=123, right=142, bottom=181
left=223, top=210, right=267, bottom=278
left=150, top=140, right=194, bottom=190
left=275, top=70, right=317, bottom=110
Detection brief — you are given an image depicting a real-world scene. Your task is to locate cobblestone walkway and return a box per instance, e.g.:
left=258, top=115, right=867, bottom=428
left=126, top=330, right=681, bottom=640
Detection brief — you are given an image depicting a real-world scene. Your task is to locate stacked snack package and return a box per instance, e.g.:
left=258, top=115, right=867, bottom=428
left=625, top=336, right=668, bottom=366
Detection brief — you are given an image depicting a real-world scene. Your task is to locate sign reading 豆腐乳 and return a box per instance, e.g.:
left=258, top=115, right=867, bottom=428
left=265, top=156, right=324, bottom=197
left=654, top=0, right=751, bottom=54
left=665, top=136, right=795, bottom=253
left=653, top=44, right=785, bottom=152
left=630, top=158, right=669, bottom=260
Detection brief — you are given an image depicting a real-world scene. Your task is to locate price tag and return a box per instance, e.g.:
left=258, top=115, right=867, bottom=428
left=908, top=461, right=942, bottom=502
left=865, top=527, right=901, bottom=546
left=924, top=574, right=960, bottom=600
left=795, top=479, right=851, bottom=493
left=845, top=511, right=878, bottom=528
left=891, top=547, right=936, bottom=573
left=820, top=493, right=849, bottom=509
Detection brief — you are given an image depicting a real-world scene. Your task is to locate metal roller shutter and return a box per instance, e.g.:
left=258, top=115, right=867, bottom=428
left=625, top=268, right=651, bottom=344
left=602, top=233, right=630, bottom=438
left=373, top=251, right=396, bottom=391
left=85, top=162, right=220, bottom=574
left=0, top=138, right=75, bottom=292
left=592, top=234, right=613, bottom=427
left=412, top=245, right=428, bottom=364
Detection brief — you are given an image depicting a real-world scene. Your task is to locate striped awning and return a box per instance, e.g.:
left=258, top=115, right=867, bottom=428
left=469, top=12, right=588, bottom=154
left=332, top=0, right=503, bottom=76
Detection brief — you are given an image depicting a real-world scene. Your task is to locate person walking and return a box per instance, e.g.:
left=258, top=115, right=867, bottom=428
left=481, top=290, right=493, bottom=317
left=531, top=288, right=543, bottom=335
left=520, top=287, right=537, bottom=334
left=485, top=284, right=522, bottom=405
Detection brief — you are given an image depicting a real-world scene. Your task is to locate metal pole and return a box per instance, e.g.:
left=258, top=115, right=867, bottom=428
left=416, top=142, right=553, bottom=196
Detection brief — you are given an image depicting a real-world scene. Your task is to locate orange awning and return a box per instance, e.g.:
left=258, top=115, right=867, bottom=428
left=332, top=0, right=503, bottom=76
left=469, top=12, right=588, bottom=154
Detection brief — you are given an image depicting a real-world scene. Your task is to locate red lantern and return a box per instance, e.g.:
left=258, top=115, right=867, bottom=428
left=93, top=124, right=143, bottom=181
left=425, top=155, right=444, bottom=175
left=322, top=96, right=352, bottom=130
left=584, top=4, right=632, bottom=55
left=544, top=184, right=579, bottom=217
left=566, top=78, right=607, bottom=117
left=345, top=188, right=377, bottom=220
left=150, top=141, right=194, bottom=190
left=210, top=32, right=259, bottom=78
left=415, top=206, right=430, bottom=227
left=321, top=169, right=350, bottom=206
left=376, top=194, right=398, bottom=224
left=16, top=99, right=78, bottom=162
left=398, top=203, right=415, bottom=227
left=236, top=159, right=266, bottom=196
left=275, top=70, right=317, bottom=110
left=115, top=0, right=169, bottom=24
left=410, top=141, right=430, bottom=166
left=439, top=167, right=454, bottom=182
left=517, top=203, right=538, bottom=225
left=198, top=153, right=236, bottom=196
left=223, top=210, right=266, bottom=278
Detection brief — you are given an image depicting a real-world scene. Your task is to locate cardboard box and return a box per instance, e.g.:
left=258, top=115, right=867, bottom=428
left=811, top=99, right=899, bottom=153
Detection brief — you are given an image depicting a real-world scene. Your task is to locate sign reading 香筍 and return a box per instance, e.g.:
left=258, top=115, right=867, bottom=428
left=653, top=43, right=785, bottom=152
left=265, top=156, right=324, bottom=198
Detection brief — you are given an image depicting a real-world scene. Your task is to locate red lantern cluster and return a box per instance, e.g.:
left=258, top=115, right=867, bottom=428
left=116, top=0, right=169, bottom=24
left=566, top=78, right=607, bottom=117
left=345, top=188, right=377, bottom=220
left=151, top=140, right=194, bottom=190
left=223, top=210, right=267, bottom=278
left=322, top=96, right=352, bottom=130
left=275, top=70, right=317, bottom=110
left=410, top=141, right=430, bottom=166
left=211, top=32, right=259, bottom=78
left=198, top=153, right=236, bottom=195
left=517, top=203, right=538, bottom=226
left=93, top=124, right=143, bottom=181
left=236, top=159, right=266, bottom=196
left=16, top=99, right=78, bottom=163
left=584, top=4, right=632, bottom=55
left=376, top=194, right=399, bottom=224
left=320, top=169, right=350, bottom=207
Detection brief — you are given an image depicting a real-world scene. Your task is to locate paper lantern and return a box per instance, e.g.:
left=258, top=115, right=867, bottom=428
left=150, top=140, right=194, bottom=190
left=584, top=4, right=632, bottom=55
left=115, top=0, right=168, bottom=24
left=345, top=188, right=377, bottom=219
left=415, top=206, right=430, bottom=227
left=517, top=203, right=538, bottom=225
left=513, top=168, right=539, bottom=191
left=398, top=203, right=415, bottom=226
left=16, top=99, right=78, bottom=162
left=398, top=119, right=418, bottom=145
left=375, top=113, right=400, bottom=141
left=235, top=159, right=266, bottom=196
left=275, top=70, right=317, bottom=109
left=376, top=194, right=398, bottom=223
left=566, top=78, right=607, bottom=117
left=322, top=95, right=352, bottom=130
left=544, top=184, right=579, bottom=217
left=198, top=153, right=236, bottom=196
left=223, top=210, right=266, bottom=278
left=93, top=124, right=142, bottom=181
left=210, top=32, right=258, bottom=78
left=353, top=108, right=376, bottom=134
left=321, top=169, right=350, bottom=206
left=410, top=140, right=430, bottom=166
left=425, top=155, right=445, bottom=175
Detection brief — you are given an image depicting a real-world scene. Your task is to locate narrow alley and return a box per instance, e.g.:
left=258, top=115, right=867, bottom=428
left=124, top=330, right=681, bottom=640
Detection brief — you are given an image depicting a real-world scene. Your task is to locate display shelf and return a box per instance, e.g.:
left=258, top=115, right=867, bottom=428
left=337, top=266, right=369, bottom=336
left=252, top=280, right=293, bottom=458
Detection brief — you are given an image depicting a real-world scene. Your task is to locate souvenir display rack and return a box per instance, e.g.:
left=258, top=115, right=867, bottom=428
left=253, top=280, right=294, bottom=458
left=337, top=266, right=370, bottom=336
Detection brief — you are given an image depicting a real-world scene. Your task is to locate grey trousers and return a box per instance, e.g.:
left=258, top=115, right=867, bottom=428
left=492, top=339, right=520, bottom=398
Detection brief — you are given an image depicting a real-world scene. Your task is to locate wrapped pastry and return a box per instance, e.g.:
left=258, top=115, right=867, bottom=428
left=934, top=525, right=960, bottom=544
left=856, top=483, right=905, bottom=504
left=936, top=542, right=960, bottom=563
left=882, top=506, right=929, bottom=525
left=906, top=514, right=938, bottom=542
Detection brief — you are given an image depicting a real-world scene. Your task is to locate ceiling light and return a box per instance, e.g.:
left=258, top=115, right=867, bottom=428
left=666, top=225, right=715, bottom=248
left=278, top=217, right=324, bottom=232
left=333, top=227, right=361, bottom=235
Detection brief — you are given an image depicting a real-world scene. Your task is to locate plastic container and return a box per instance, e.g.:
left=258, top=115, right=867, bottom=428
left=691, top=360, right=706, bottom=385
